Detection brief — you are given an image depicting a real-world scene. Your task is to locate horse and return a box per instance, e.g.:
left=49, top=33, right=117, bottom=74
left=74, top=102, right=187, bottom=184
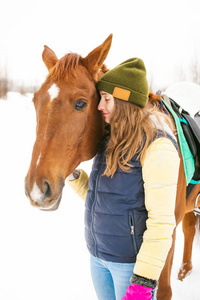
left=158, top=81, right=200, bottom=282
left=25, top=34, right=200, bottom=300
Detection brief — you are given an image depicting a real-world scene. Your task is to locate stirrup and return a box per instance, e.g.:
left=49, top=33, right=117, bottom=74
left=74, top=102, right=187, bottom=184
left=193, top=193, right=200, bottom=216
left=193, top=207, right=200, bottom=216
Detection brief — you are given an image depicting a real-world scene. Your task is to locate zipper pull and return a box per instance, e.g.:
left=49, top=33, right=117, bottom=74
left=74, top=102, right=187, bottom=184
left=131, top=225, right=134, bottom=235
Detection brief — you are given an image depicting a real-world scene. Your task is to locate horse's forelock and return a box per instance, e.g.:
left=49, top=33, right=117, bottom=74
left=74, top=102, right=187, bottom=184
left=48, top=53, right=84, bottom=82
left=47, top=53, right=109, bottom=84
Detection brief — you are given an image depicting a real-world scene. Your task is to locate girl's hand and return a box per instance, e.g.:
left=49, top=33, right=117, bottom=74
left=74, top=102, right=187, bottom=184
left=121, top=283, right=152, bottom=300
left=67, top=169, right=80, bottom=181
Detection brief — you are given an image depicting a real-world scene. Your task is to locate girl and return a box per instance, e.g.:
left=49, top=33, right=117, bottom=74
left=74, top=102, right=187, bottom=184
left=68, top=58, right=180, bottom=300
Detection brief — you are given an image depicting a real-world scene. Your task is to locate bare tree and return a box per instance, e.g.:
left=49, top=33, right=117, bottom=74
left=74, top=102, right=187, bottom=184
left=0, top=63, right=9, bottom=99
left=190, top=54, right=200, bottom=85
left=174, top=64, right=187, bottom=82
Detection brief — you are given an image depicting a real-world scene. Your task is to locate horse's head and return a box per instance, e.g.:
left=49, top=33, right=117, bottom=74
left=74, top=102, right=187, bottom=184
left=25, top=35, right=112, bottom=210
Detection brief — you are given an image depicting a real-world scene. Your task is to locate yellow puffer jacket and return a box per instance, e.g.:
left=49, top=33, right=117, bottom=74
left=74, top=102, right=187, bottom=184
left=67, top=137, right=180, bottom=280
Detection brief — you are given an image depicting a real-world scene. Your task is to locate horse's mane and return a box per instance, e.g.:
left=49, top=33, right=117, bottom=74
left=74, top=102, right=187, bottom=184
left=48, top=53, right=84, bottom=82
left=149, top=91, right=162, bottom=102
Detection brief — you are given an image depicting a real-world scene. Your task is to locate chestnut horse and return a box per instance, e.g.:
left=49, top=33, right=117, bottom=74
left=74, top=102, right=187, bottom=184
left=25, top=35, right=200, bottom=300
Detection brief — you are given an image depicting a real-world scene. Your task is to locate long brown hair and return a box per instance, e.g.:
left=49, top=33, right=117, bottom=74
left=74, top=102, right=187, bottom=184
left=103, top=98, right=173, bottom=177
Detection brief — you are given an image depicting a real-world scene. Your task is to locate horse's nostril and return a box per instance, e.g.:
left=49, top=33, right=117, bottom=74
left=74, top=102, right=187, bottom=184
left=44, top=181, right=52, bottom=198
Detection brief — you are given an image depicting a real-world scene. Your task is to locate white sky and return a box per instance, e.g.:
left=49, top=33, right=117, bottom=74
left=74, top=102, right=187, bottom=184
left=1, top=0, right=200, bottom=91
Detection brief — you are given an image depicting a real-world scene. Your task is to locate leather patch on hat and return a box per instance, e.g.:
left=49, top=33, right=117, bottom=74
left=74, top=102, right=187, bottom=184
left=113, top=87, right=131, bottom=101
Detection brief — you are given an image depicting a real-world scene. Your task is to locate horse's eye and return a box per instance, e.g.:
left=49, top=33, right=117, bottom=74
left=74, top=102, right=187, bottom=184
left=74, top=99, right=87, bottom=110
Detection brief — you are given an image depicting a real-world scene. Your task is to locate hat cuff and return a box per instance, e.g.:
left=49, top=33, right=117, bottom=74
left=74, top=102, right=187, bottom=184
left=97, top=80, right=148, bottom=108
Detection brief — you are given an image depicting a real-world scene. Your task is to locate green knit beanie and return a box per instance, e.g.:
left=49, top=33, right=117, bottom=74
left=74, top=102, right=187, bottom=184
left=97, top=58, right=149, bottom=108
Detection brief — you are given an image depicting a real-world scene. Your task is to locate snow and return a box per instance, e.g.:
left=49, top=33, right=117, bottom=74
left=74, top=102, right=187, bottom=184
left=0, top=92, right=199, bottom=299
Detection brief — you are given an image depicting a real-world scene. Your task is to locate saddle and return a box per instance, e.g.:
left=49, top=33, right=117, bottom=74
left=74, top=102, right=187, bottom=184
left=162, top=96, right=200, bottom=199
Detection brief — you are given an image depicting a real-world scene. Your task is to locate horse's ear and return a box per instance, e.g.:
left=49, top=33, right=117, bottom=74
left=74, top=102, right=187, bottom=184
left=42, top=45, right=58, bottom=71
left=83, top=34, right=113, bottom=78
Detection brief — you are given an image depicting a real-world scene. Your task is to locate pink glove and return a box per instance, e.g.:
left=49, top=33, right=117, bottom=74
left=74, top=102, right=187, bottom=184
left=121, top=283, right=153, bottom=300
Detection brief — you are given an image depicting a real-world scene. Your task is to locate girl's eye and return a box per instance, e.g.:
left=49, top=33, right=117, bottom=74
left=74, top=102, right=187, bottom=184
left=105, top=98, right=110, bottom=101
left=74, top=99, right=87, bottom=110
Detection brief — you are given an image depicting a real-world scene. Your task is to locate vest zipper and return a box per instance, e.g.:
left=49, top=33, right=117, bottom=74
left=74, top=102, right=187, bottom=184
left=129, top=212, right=138, bottom=254
left=131, top=225, right=134, bottom=235
left=91, top=166, right=103, bottom=257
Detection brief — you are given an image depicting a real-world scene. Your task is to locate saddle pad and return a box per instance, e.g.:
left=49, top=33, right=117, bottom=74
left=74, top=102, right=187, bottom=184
left=162, top=100, right=195, bottom=185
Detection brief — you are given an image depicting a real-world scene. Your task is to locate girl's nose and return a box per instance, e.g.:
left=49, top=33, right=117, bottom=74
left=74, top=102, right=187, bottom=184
left=98, top=98, right=104, bottom=111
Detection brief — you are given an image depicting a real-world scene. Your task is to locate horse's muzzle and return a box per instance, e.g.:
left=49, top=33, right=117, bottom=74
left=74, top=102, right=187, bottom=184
left=25, top=177, right=64, bottom=211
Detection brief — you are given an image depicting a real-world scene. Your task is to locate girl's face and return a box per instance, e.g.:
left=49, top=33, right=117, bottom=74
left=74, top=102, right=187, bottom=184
left=98, top=91, right=115, bottom=123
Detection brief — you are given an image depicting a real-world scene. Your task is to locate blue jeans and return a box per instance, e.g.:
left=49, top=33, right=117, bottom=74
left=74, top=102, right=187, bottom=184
left=90, top=255, right=157, bottom=300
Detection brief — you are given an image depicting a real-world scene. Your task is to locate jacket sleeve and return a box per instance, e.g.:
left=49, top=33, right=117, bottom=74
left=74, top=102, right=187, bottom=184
left=133, top=137, right=180, bottom=280
left=67, top=169, right=89, bottom=201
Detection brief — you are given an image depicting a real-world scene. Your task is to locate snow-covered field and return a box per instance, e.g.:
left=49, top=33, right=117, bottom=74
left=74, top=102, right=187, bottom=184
left=0, top=91, right=199, bottom=300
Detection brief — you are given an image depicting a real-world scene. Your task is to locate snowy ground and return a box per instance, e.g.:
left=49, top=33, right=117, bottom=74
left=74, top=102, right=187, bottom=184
left=0, top=92, right=199, bottom=300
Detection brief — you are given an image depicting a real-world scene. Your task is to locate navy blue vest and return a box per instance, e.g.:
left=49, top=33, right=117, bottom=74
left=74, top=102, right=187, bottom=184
left=85, top=132, right=178, bottom=263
